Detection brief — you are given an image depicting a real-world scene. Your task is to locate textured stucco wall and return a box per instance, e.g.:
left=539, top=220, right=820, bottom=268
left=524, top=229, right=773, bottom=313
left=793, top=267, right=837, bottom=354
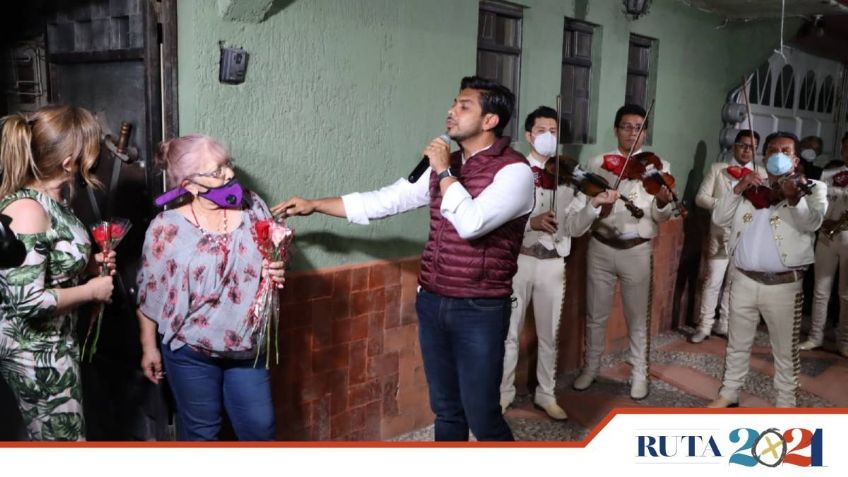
left=516, top=0, right=790, bottom=195
left=178, top=0, right=477, bottom=270
left=178, top=0, right=788, bottom=270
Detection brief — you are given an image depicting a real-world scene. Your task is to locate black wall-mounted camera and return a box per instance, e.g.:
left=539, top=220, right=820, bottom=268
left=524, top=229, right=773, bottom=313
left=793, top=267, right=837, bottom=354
left=219, top=46, right=249, bottom=85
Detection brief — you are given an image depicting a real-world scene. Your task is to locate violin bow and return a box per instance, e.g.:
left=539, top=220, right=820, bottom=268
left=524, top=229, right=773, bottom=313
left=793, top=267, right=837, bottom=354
left=614, top=98, right=656, bottom=189
left=739, top=75, right=758, bottom=175
left=552, top=94, right=563, bottom=215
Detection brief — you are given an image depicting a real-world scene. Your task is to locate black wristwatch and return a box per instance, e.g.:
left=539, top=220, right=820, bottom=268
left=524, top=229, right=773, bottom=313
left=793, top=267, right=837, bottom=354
left=437, top=169, right=454, bottom=181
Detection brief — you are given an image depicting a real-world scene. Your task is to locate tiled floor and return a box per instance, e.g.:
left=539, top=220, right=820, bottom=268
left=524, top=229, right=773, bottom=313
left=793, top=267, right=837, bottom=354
left=392, top=325, right=848, bottom=442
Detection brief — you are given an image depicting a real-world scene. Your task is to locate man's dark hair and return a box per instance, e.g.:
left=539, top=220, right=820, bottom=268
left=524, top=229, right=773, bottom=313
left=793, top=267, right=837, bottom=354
left=800, top=135, right=824, bottom=155
left=763, top=131, right=800, bottom=155
left=460, top=76, right=515, bottom=137
left=613, top=104, right=647, bottom=128
left=734, top=129, right=760, bottom=144
left=524, top=106, right=557, bottom=133
left=842, top=131, right=848, bottom=145
left=801, top=135, right=823, bottom=148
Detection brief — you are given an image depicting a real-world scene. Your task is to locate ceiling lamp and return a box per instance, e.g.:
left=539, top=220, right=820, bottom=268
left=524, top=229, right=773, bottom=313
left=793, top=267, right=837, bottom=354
left=623, top=0, right=651, bottom=20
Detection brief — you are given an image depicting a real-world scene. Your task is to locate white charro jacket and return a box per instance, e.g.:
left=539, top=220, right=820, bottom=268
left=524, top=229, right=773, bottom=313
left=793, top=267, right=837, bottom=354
left=819, top=165, right=848, bottom=224
left=696, top=161, right=768, bottom=257
left=712, top=179, right=827, bottom=268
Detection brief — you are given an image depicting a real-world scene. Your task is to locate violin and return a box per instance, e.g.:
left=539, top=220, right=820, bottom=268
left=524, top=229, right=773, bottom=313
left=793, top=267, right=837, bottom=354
left=774, top=172, right=815, bottom=199
left=620, top=151, right=688, bottom=218
left=543, top=155, right=576, bottom=186
left=548, top=155, right=644, bottom=219
left=727, top=165, right=814, bottom=209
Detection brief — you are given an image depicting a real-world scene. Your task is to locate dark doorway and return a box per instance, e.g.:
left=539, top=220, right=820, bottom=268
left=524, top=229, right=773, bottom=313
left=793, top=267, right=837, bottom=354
left=1, top=0, right=178, bottom=440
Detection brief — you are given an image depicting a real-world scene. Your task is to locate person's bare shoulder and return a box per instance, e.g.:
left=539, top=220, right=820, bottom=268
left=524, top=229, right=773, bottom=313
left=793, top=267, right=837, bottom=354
left=1, top=198, right=49, bottom=234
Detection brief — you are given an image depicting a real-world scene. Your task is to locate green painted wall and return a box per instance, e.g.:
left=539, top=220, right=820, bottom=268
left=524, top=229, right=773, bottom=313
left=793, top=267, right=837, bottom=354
left=177, top=0, right=792, bottom=270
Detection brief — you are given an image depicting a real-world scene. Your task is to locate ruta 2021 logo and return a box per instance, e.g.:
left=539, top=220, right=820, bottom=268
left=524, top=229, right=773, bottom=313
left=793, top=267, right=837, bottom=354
left=637, top=427, right=823, bottom=467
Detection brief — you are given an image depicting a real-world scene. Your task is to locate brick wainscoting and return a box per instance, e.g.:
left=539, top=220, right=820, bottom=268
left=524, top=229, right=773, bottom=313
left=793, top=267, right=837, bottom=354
left=274, top=219, right=689, bottom=440
left=274, top=258, right=432, bottom=440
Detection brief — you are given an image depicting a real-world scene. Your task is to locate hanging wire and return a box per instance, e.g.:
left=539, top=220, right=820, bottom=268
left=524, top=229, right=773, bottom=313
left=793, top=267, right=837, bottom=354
left=774, top=0, right=788, bottom=62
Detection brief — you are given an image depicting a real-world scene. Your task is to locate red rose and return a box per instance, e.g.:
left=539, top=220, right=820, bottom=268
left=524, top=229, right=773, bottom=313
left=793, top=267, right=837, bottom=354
left=109, top=223, right=125, bottom=238
left=255, top=220, right=271, bottom=243
left=92, top=224, right=110, bottom=246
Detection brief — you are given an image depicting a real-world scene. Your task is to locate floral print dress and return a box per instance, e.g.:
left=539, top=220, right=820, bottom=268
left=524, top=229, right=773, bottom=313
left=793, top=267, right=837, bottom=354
left=137, top=193, right=272, bottom=359
left=0, top=188, right=92, bottom=441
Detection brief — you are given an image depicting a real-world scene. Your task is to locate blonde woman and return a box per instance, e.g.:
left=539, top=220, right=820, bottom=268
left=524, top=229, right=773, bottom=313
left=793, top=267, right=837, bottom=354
left=0, top=105, right=115, bottom=440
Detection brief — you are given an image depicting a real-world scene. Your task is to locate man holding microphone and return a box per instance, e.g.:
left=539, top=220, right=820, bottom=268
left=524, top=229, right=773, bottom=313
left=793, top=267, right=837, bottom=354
left=275, top=76, right=617, bottom=441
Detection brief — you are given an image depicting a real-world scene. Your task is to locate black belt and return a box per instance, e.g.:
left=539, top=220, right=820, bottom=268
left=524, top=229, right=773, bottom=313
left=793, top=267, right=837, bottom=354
left=592, top=232, right=650, bottom=250
left=520, top=243, right=561, bottom=260
left=737, top=268, right=804, bottom=285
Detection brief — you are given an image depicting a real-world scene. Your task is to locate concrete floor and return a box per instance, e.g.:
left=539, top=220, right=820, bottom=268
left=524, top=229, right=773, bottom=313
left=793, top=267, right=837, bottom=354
left=392, top=325, right=848, bottom=442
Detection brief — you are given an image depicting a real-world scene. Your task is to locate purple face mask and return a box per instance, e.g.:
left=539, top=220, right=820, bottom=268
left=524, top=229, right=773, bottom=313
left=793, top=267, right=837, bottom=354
left=154, top=178, right=245, bottom=209
left=197, top=177, right=244, bottom=208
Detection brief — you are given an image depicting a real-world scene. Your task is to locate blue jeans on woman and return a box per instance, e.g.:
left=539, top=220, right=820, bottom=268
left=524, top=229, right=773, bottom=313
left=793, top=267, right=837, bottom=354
left=161, top=344, right=275, bottom=440
left=416, top=288, right=514, bottom=441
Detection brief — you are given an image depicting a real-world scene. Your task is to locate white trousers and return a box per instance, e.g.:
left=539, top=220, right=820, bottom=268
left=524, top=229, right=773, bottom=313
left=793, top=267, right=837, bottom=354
left=699, top=229, right=730, bottom=333
left=500, top=254, right=565, bottom=405
left=697, top=256, right=730, bottom=333
left=719, top=267, right=803, bottom=407
left=583, top=238, right=652, bottom=381
left=809, top=233, right=848, bottom=347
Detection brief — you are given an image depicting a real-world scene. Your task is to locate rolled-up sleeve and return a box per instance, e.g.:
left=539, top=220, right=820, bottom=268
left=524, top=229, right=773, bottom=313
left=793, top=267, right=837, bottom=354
left=342, top=176, right=431, bottom=225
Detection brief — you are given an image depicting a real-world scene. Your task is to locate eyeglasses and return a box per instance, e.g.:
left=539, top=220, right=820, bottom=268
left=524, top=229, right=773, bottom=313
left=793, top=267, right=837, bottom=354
left=617, top=123, right=644, bottom=133
left=734, top=143, right=755, bottom=152
left=188, top=159, right=235, bottom=180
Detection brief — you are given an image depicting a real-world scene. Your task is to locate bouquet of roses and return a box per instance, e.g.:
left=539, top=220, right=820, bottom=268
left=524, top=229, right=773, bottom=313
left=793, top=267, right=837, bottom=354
left=82, top=218, right=130, bottom=361
left=249, top=216, right=294, bottom=368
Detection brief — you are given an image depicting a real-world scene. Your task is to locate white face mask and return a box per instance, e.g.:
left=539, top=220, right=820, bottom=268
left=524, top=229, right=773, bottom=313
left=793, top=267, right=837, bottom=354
left=800, top=148, right=817, bottom=162
left=532, top=131, right=558, bottom=158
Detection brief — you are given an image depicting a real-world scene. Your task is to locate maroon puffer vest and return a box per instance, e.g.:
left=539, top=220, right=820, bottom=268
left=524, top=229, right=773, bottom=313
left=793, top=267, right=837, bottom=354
left=418, top=137, right=530, bottom=298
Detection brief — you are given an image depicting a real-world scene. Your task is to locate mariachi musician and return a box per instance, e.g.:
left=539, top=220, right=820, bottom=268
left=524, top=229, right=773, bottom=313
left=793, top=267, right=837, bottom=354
left=708, top=131, right=827, bottom=408
left=499, top=106, right=618, bottom=420
left=572, top=103, right=678, bottom=401
left=692, top=130, right=767, bottom=343
left=804, top=131, right=848, bottom=356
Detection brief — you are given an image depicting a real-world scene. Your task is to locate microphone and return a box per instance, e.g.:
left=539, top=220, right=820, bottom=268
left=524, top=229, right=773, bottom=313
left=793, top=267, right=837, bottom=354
left=409, top=134, right=451, bottom=183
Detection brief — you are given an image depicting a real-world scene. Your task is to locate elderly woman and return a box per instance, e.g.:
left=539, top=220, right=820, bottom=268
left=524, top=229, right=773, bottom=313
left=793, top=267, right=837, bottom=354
left=136, top=134, right=285, bottom=441
left=0, top=105, right=115, bottom=440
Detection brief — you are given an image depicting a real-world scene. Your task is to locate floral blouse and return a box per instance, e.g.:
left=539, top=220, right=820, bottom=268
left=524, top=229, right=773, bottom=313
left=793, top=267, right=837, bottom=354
left=0, top=188, right=91, bottom=337
left=137, top=193, right=272, bottom=358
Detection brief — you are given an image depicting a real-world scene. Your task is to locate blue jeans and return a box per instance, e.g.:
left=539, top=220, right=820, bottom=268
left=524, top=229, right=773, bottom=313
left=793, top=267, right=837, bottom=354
left=161, top=344, right=275, bottom=441
left=416, top=289, right=514, bottom=441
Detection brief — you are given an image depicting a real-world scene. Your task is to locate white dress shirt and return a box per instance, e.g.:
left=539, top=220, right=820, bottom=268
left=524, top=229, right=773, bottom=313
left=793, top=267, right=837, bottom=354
left=341, top=146, right=535, bottom=240
left=733, top=208, right=792, bottom=273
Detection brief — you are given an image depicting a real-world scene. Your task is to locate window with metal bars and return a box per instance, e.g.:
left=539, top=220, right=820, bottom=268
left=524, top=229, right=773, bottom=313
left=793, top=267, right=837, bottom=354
left=624, top=33, right=656, bottom=109
left=560, top=18, right=597, bottom=144
left=476, top=1, right=523, bottom=139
